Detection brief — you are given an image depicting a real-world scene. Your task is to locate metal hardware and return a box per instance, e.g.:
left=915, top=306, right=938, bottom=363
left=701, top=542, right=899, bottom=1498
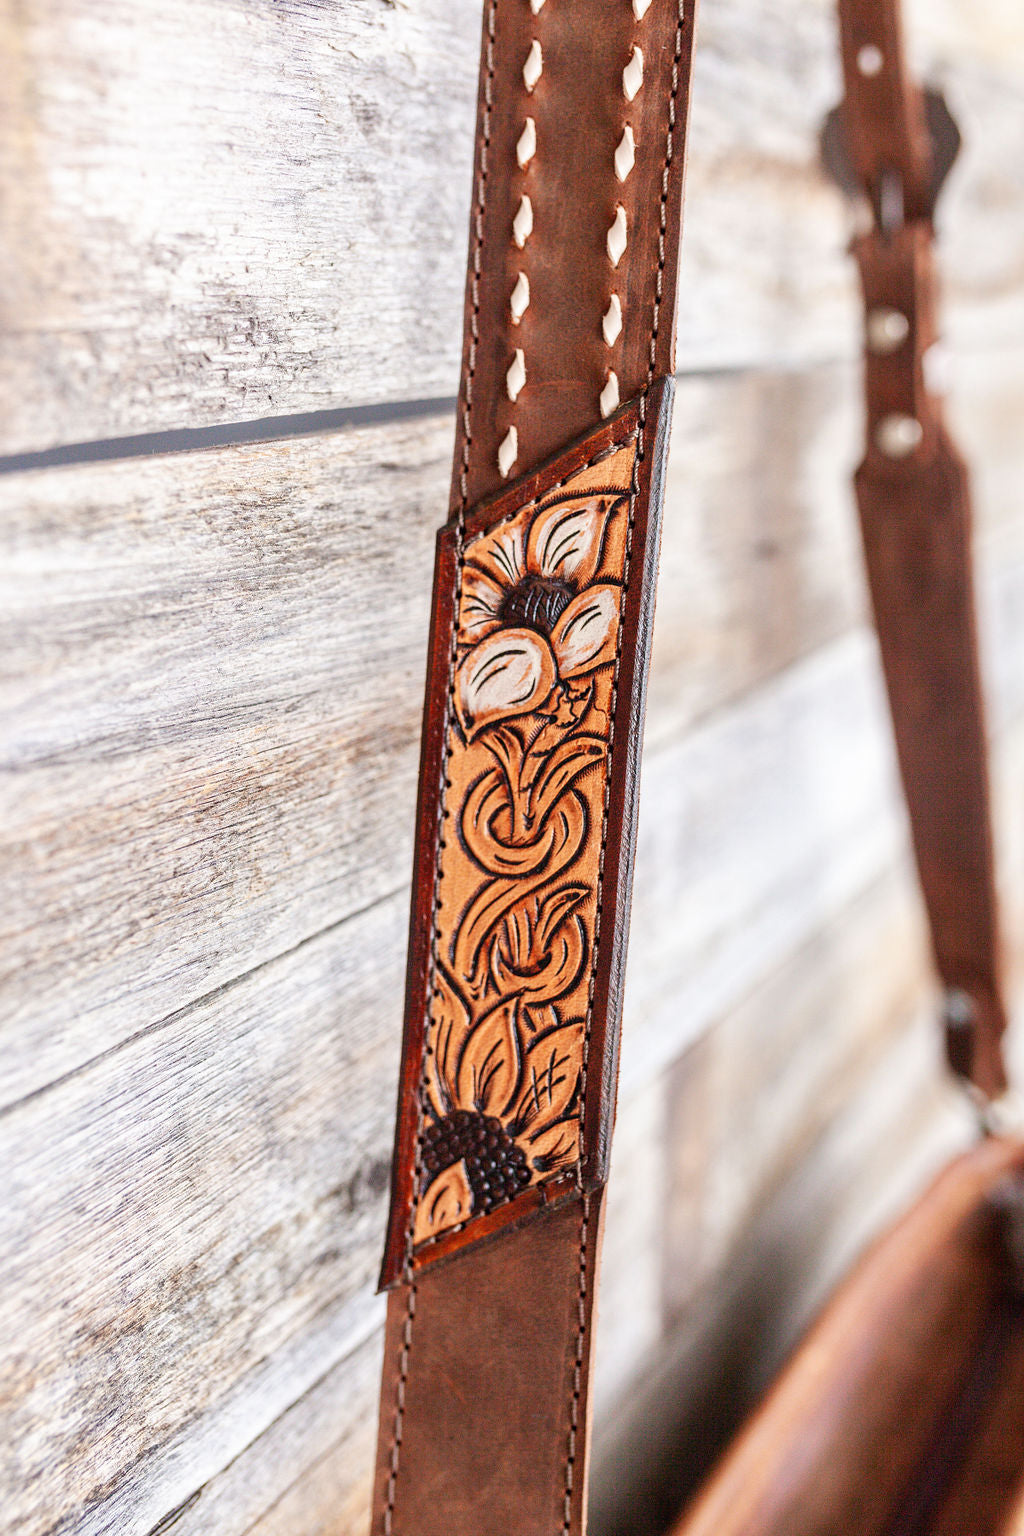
left=856, top=43, right=884, bottom=77
left=875, top=412, right=922, bottom=457
left=820, top=86, right=962, bottom=219
left=875, top=167, right=905, bottom=235
left=866, top=306, right=910, bottom=354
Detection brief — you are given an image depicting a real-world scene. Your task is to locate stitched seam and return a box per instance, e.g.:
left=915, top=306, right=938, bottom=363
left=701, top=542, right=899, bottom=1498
left=561, top=3, right=687, bottom=1530
left=561, top=1192, right=591, bottom=1533
left=382, top=5, right=497, bottom=1531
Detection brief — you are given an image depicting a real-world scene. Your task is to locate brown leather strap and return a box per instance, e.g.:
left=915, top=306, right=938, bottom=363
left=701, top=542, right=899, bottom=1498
left=835, top=0, right=1009, bottom=1096
left=371, top=4, right=698, bottom=1532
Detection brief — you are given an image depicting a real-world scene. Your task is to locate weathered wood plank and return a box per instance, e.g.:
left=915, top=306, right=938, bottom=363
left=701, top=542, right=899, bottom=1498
left=1, top=894, right=396, bottom=1536
left=1, top=0, right=1023, bottom=452
left=5, top=653, right=1023, bottom=1536
left=104, top=871, right=974, bottom=1536
left=0, top=362, right=869, bottom=1105
left=4, top=351, right=1021, bottom=1110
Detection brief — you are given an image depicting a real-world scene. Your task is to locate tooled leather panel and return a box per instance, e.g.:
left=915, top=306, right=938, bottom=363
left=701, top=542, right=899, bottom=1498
left=450, top=0, right=696, bottom=511
left=381, top=384, right=673, bottom=1288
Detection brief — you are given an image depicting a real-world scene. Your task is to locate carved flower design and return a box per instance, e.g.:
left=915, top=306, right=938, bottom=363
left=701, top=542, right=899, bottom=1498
left=455, top=489, right=628, bottom=737
left=414, top=965, right=582, bottom=1243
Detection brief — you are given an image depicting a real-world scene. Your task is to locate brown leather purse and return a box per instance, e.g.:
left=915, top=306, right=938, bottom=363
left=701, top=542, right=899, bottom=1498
left=368, top=1, right=1022, bottom=1533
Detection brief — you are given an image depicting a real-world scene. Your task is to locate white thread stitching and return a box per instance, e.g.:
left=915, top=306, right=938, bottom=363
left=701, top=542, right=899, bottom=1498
left=607, top=204, right=628, bottom=267
left=510, top=271, right=531, bottom=323
left=498, top=425, right=520, bottom=477
left=523, top=38, right=543, bottom=92
left=513, top=192, right=534, bottom=248
left=602, top=294, right=623, bottom=346
left=622, top=45, right=644, bottom=102
left=565, top=2, right=688, bottom=1527
left=614, top=124, right=636, bottom=182
left=506, top=348, right=527, bottom=401
left=516, top=115, right=537, bottom=167
left=599, top=371, right=620, bottom=417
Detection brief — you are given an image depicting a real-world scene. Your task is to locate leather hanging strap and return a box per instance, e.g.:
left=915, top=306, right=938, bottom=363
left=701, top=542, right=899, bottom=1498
left=832, top=0, right=1009, bottom=1097
left=371, top=4, right=698, bottom=1534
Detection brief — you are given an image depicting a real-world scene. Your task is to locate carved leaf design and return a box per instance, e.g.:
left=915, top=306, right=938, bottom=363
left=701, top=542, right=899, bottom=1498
left=406, top=433, right=639, bottom=1257
left=427, top=965, right=473, bottom=1120
left=455, top=627, right=557, bottom=737
left=527, top=493, right=615, bottom=585
left=414, top=1161, right=473, bottom=1245
left=455, top=995, right=523, bottom=1116
left=551, top=584, right=620, bottom=678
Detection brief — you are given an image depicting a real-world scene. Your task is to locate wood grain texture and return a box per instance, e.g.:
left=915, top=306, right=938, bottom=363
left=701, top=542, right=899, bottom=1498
left=2, top=0, right=1024, bottom=452
left=0, top=361, right=875, bottom=1105
left=2, top=2, right=1023, bottom=1531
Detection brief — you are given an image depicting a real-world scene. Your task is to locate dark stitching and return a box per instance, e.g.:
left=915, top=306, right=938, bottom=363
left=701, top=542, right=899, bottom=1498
left=560, top=2, right=688, bottom=1530
left=382, top=4, right=498, bottom=1530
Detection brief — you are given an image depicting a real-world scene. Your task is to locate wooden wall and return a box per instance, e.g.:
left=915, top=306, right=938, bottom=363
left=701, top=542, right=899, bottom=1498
left=2, top=1, right=1023, bottom=1533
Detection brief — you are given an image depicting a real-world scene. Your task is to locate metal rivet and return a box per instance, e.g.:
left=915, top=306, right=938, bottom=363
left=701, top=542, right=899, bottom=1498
left=857, top=44, right=884, bottom=76
left=944, top=988, right=975, bottom=1029
left=875, top=413, right=923, bottom=458
left=866, top=307, right=909, bottom=354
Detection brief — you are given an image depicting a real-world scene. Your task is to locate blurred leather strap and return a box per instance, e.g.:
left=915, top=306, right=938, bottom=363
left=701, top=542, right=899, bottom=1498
left=836, top=0, right=1009, bottom=1096
left=371, top=2, right=697, bottom=1533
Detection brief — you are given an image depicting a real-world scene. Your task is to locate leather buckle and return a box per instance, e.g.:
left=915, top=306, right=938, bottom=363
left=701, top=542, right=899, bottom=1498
left=820, top=86, right=962, bottom=223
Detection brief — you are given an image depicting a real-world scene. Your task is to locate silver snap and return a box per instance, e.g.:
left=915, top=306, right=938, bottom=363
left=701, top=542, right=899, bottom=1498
left=875, top=413, right=923, bottom=458
left=857, top=44, right=884, bottom=76
left=866, top=307, right=909, bottom=354
left=944, top=988, right=975, bottom=1029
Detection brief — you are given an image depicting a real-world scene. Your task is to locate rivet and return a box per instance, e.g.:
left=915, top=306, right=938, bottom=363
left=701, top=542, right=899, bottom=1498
left=857, top=44, right=884, bottom=76
left=944, top=987, right=975, bottom=1029
left=866, top=307, right=909, bottom=354
left=875, top=413, right=922, bottom=458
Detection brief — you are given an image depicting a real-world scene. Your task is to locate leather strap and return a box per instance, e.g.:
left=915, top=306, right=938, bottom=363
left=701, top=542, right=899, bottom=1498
left=372, top=4, right=698, bottom=1533
left=834, top=0, right=1009, bottom=1097
left=370, top=0, right=1008, bottom=1528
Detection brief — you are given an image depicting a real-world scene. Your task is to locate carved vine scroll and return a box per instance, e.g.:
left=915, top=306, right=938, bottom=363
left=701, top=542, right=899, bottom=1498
left=380, top=388, right=671, bottom=1285
left=414, top=437, right=636, bottom=1250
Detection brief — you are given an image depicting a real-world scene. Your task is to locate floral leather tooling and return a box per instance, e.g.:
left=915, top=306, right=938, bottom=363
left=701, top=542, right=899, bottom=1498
left=415, top=436, right=637, bottom=1252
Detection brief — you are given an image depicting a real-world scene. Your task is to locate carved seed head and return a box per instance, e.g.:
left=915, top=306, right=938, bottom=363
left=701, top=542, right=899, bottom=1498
left=500, top=574, right=574, bottom=636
